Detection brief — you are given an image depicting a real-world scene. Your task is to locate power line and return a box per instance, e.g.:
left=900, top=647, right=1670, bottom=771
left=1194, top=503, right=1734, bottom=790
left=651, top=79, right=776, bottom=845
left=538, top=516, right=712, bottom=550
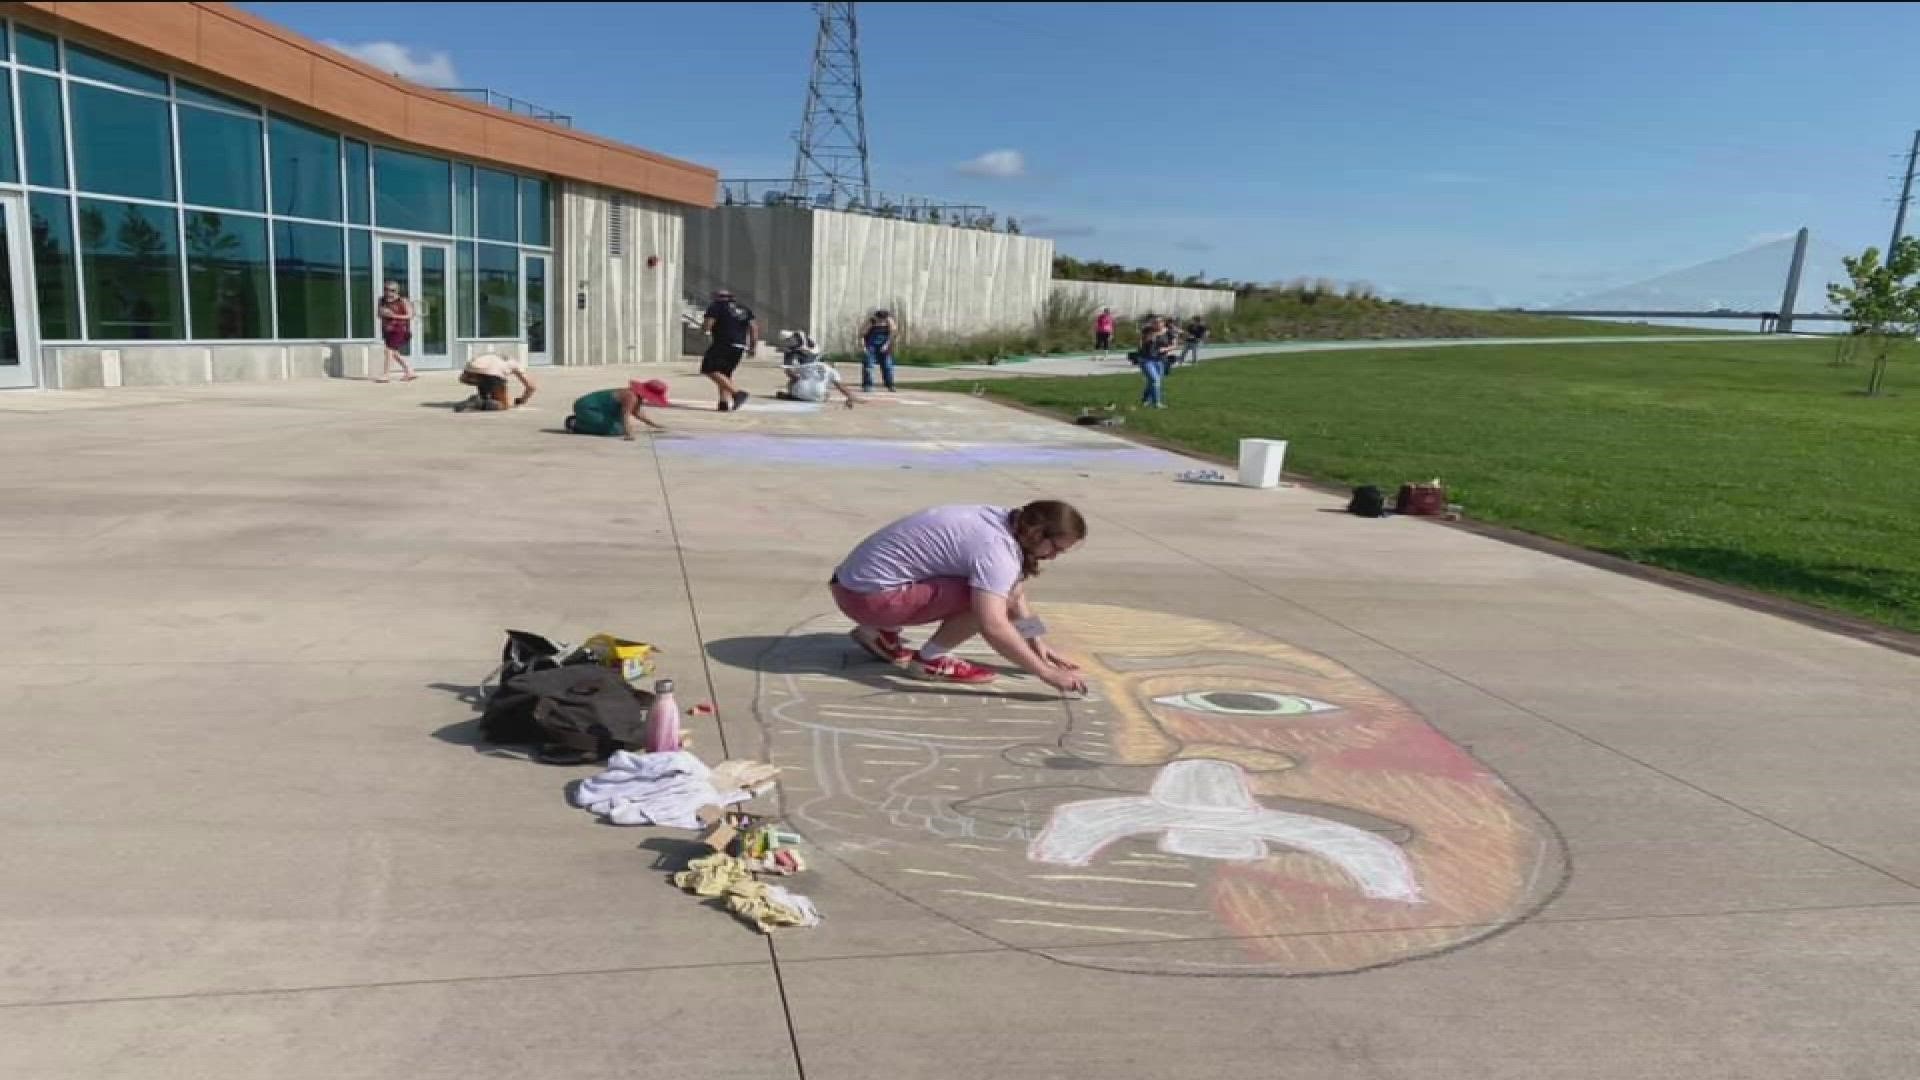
left=1888, top=129, right=1919, bottom=256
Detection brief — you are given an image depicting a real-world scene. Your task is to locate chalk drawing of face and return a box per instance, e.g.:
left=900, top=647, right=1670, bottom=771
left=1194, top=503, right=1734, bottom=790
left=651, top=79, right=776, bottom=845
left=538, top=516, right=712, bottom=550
left=749, top=604, right=1565, bottom=976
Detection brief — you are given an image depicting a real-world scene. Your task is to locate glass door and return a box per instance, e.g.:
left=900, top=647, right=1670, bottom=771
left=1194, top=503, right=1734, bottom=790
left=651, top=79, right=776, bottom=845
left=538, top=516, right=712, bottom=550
left=521, top=251, right=549, bottom=365
left=376, top=237, right=453, bottom=369
left=0, top=194, right=39, bottom=389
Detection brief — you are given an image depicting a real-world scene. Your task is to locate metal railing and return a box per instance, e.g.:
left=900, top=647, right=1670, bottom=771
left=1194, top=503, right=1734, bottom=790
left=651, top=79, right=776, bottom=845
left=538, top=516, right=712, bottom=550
left=441, top=88, right=572, bottom=127
left=716, top=178, right=1015, bottom=232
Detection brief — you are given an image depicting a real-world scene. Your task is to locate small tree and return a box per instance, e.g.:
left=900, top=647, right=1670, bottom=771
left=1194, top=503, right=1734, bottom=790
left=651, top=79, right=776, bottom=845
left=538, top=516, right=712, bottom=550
left=1828, top=236, right=1920, bottom=396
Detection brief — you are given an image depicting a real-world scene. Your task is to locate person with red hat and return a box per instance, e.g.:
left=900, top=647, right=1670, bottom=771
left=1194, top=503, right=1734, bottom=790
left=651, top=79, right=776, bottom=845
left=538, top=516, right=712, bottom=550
left=564, top=380, right=666, bottom=440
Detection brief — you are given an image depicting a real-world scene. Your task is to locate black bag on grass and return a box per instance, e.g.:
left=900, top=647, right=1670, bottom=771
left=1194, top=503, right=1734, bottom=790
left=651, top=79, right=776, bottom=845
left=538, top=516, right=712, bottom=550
left=480, top=664, right=654, bottom=765
left=1348, top=485, right=1387, bottom=518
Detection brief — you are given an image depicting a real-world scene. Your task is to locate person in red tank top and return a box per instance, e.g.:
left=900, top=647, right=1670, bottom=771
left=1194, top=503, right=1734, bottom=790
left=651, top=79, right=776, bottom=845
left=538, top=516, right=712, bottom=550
left=375, top=280, right=416, bottom=383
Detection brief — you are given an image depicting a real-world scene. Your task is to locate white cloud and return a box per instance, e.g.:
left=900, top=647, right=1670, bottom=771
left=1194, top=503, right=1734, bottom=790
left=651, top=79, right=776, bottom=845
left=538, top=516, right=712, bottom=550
left=324, top=40, right=460, bottom=86
left=954, top=149, right=1027, bottom=179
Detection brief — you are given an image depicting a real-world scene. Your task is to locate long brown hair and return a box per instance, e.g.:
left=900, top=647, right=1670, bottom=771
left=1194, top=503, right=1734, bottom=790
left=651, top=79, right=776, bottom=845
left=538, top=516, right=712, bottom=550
left=1008, top=500, right=1087, bottom=580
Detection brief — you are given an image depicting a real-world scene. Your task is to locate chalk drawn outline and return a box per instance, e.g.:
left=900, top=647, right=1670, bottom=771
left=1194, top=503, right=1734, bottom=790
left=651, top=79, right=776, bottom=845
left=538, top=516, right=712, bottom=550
left=742, top=606, right=1573, bottom=978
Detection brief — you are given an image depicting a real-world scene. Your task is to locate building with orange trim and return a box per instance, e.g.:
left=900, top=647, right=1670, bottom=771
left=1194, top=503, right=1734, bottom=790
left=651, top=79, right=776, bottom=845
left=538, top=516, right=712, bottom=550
left=0, top=2, right=717, bottom=389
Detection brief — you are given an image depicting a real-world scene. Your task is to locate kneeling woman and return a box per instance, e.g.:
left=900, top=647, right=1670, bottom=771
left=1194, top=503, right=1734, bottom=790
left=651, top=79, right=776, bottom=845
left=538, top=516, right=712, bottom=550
left=830, top=501, right=1088, bottom=692
left=565, top=380, right=665, bottom=440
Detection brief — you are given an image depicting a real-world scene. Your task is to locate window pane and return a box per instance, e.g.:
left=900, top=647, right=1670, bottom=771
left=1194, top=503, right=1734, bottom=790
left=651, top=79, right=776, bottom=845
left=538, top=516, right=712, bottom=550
left=476, top=243, right=518, bottom=337
left=475, top=168, right=516, bottom=242
left=524, top=254, right=546, bottom=353
left=269, top=115, right=342, bottom=221
left=374, top=148, right=450, bottom=234
left=454, top=163, right=473, bottom=237
left=420, top=246, right=447, bottom=355
left=0, top=25, right=10, bottom=61
left=185, top=212, right=268, bottom=339
left=0, top=78, right=16, bottom=185
left=78, top=199, right=184, bottom=340
left=274, top=222, right=346, bottom=338
left=16, top=26, right=57, bottom=70
left=178, top=106, right=263, bottom=211
left=177, top=81, right=257, bottom=113
left=66, top=43, right=167, bottom=94
left=70, top=84, right=174, bottom=200
left=348, top=230, right=374, bottom=338
left=457, top=242, right=476, bottom=336
left=21, top=73, right=67, bottom=187
left=28, top=193, right=79, bottom=339
left=521, top=178, right=551, bottom=247
left=345, top=140, right=370, bottom=225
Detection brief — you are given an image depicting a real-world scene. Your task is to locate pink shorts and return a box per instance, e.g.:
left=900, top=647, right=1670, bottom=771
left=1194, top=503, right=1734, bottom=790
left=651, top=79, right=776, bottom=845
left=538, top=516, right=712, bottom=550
left=831, top=577, right=973, bottom=629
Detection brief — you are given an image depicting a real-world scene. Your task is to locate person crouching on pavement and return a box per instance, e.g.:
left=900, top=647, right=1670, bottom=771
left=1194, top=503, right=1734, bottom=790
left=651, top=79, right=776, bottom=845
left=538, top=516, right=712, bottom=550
left=565, top=380, right=666, bottom=440
left=456, top=353, right=538, bottom=411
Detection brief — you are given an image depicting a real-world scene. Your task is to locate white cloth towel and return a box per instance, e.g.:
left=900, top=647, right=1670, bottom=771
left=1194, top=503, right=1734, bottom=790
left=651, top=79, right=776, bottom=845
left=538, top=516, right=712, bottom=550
left=568, top=750, right=749, bottom=828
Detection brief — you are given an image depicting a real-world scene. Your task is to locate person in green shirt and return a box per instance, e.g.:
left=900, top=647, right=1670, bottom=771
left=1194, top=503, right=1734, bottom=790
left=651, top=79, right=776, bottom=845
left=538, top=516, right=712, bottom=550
left=566, top=380, right=666, bottom=440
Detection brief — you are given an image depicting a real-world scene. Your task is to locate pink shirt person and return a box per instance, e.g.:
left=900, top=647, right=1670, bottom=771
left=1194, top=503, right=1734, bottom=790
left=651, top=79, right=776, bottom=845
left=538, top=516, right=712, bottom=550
left=829, top=501, right=1089, bottom=692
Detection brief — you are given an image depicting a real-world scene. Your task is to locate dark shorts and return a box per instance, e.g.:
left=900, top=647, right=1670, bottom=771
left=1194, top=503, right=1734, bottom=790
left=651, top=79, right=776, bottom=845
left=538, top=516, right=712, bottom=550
left=465, top=373, right=509, bottom=405
left=383, top=324, right=410, bottom=350
left=701, top=341, right=744, bottom=376
left=1095, top=331, right=1113, bottom=348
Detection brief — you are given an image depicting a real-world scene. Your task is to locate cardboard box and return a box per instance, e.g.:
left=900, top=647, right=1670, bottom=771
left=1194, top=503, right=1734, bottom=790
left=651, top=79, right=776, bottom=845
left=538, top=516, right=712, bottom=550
left=583, top=633, right=657, bottom=682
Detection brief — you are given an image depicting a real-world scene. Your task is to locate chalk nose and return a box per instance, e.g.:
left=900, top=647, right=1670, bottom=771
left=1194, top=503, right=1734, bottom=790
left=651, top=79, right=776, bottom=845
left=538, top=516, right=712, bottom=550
left=1149, top=758, right=1255, bottom=812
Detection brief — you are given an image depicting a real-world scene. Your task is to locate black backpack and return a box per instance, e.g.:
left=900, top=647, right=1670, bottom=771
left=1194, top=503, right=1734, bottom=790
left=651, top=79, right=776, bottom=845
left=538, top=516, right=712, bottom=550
left=1348, top=485, right=1387, bottom=518
left=480, top=665, right=655, bottom=765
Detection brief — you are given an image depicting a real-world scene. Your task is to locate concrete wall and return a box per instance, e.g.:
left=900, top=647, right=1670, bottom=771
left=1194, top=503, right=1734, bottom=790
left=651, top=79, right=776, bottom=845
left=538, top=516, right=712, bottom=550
left=38, top=341, right=540, bottom=388
left=682, top=206, right=1059, bottom=353
left=1047, top=279, right=1237, bottom=320
left=809, top=210, right=1054, bottom=351
left=681, top=206, right=815, bottom=346
left=557, top=182, right=685, bottom=367
left=42, top=343, right=381, bottom=389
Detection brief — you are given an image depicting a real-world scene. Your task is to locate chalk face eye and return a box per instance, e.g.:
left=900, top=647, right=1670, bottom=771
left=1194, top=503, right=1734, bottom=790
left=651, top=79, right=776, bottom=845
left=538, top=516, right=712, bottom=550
left=1150, top=690, right=1341, bottom=717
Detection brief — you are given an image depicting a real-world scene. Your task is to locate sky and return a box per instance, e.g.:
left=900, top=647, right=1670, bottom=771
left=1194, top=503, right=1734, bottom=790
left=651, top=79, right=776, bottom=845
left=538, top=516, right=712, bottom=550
left=247, top=1, right=1920, bottom=310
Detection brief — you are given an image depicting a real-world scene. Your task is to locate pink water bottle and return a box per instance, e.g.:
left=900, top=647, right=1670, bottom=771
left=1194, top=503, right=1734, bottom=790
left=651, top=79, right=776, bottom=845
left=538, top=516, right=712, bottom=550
left=645, top=678, right=682, bottom=753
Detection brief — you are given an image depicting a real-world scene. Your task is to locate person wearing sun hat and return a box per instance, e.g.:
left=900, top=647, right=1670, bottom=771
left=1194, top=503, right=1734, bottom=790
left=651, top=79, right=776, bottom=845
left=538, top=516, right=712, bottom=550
left=565, top=379, right=666, bottom=440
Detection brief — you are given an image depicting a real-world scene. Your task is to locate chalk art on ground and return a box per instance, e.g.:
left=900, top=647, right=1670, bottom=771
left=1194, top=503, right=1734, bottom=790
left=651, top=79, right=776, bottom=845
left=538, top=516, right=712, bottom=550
left=745, top=604, right=1567, bottom=976
left=655, top=432, right=1178, bottom=472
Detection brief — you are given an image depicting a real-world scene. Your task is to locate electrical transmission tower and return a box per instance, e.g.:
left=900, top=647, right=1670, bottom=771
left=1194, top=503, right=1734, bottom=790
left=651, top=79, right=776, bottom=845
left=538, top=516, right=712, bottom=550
left=789, top=2, right=872, bottom=208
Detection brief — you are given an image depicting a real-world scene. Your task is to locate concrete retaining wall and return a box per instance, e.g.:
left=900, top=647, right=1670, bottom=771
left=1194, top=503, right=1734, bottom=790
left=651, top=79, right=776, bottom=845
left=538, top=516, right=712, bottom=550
left=682, top=206, right=1056, bottom=352
left=43, top=343, right=386, bottom=389
left=1047, top=279, right=1236, bottom=320
left=40, top=341, right=534, bottom=388
left=558, top=181, right=685, bottom=367
left=808, top=210, right=1054, bottom=351
left=681, top=206, right=814, bottom=345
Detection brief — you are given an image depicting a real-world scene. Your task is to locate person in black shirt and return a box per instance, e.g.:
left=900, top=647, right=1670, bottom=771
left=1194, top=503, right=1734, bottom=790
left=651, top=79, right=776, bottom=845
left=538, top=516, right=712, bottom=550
left=1181, top=315, right=1209, bottom=365
left=700, top=288, right=759, bottom=412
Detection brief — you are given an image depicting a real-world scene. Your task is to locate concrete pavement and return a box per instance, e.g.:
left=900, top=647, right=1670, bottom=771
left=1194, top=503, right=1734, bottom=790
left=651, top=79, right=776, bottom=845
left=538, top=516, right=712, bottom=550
left=928, top=333, right=1790, bottom=379
left=3, top=356, right=1917, bottom=1078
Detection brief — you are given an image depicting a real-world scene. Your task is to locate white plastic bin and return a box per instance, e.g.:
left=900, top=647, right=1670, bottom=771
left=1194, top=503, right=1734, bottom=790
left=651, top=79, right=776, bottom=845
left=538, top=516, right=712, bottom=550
left=1237, top=438, right=1288, bottom=489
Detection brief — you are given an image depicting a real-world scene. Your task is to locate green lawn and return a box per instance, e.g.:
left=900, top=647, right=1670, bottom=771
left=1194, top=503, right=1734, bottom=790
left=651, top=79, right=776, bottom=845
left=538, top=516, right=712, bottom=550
left=933, top=338, right=1920, bottom=633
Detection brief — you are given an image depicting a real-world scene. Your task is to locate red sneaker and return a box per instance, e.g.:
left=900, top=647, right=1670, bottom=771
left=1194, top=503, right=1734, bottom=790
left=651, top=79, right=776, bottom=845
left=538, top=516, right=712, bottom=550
left=913, top=653, right=998, bottom=684
left=850, top=627, right=912, bottom=666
